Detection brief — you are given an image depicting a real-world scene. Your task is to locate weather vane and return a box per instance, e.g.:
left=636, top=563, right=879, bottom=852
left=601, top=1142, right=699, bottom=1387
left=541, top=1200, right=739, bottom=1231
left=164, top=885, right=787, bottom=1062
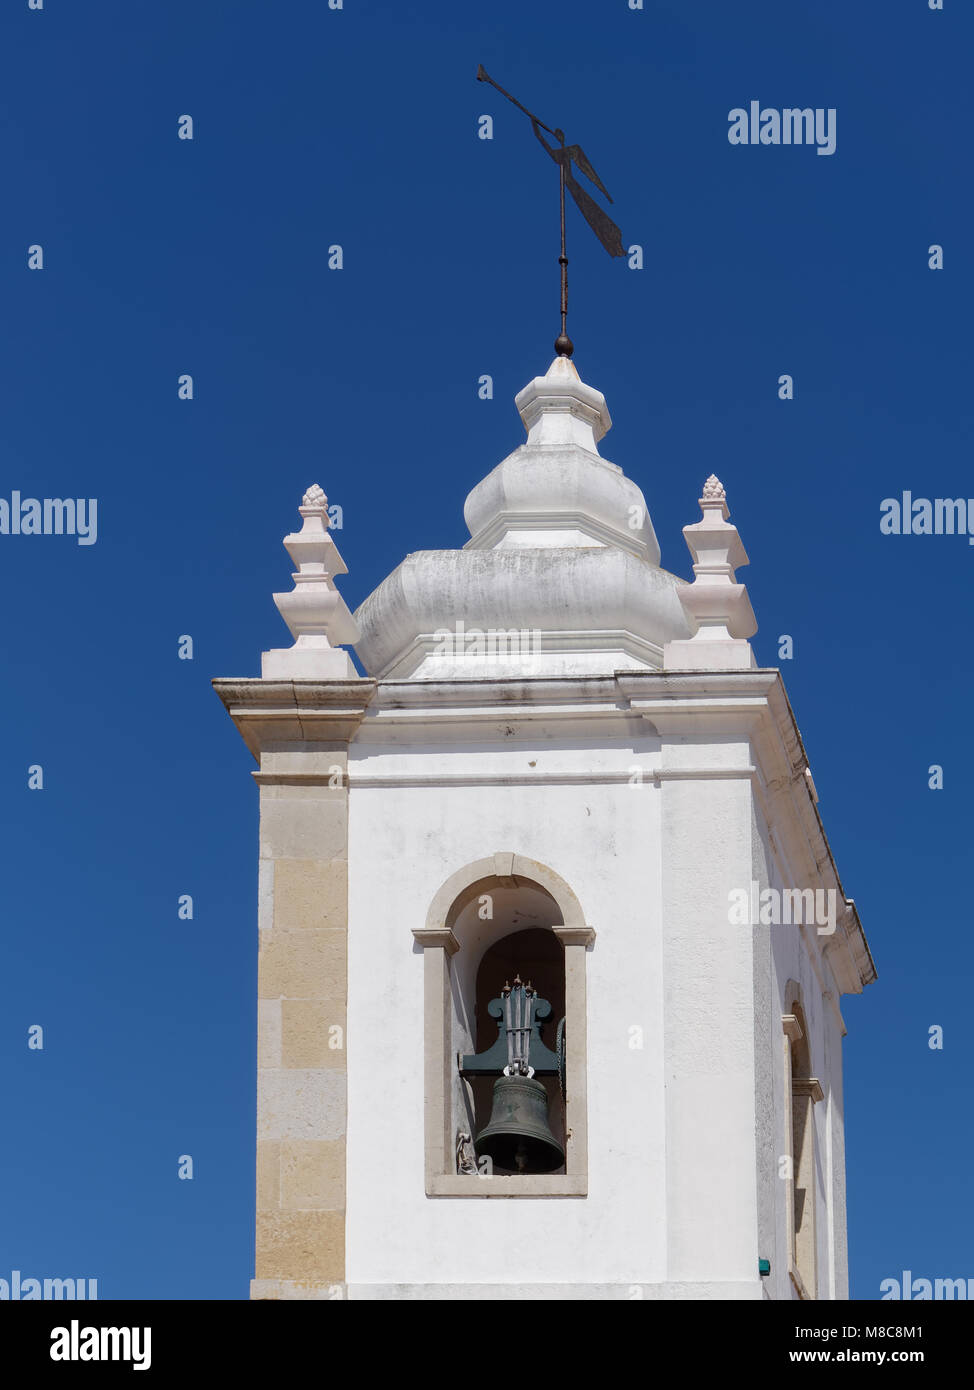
left=477, top=65, right=626, bottom=360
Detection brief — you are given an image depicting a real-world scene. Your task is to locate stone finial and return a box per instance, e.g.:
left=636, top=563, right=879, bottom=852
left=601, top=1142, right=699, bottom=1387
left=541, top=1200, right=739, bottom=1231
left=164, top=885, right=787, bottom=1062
left=663, top=478, right=757, bottom=671
left=514, top=354, right=612, bottom=451
left=260, top=484, right=359, bottom=680
left=702, top=474, right=726, bottom=502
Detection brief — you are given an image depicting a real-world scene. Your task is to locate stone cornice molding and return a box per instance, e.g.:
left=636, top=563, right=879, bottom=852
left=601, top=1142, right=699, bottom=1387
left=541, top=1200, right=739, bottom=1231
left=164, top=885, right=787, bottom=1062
left=792, top=1077, right=825, bottom=1104
left=349, top=768, right=755, bottom=789
left=212, top=677, right=377, bottom=760
left=374, top=626, right=667, bottom=684
left=782, top=1014, right=803, bottom=1043
left=617, top=669, right=779, bottom=735
left=252, top=771, right=348, bottom=786
left=359, top=670, right=781, bottom=742
left=464, top=507, right=657, bottom=563
left=215, top=668, right=875, bottom=1000
left=411, top=927, right=460, bottom=956
left=551, top=926, right=597, bottom=947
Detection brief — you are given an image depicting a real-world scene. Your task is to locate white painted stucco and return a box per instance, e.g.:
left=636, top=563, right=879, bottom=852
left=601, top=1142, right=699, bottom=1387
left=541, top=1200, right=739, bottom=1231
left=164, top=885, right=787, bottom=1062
left=346, top=739, right=669, bottom=1287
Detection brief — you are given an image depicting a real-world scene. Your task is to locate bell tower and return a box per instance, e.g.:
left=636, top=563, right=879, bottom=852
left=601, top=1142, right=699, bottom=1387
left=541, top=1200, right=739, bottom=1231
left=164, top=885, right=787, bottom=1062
left=215, top=354, right=875, bottom=1300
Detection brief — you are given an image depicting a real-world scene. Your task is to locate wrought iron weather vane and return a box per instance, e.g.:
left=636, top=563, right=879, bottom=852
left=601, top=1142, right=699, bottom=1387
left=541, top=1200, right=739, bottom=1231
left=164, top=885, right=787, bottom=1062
left=477, top=64, right=626, bottom=360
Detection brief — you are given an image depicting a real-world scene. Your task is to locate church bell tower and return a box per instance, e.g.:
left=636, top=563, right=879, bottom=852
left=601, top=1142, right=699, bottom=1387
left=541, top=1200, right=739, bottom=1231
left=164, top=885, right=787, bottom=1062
left=214, top=351, right=875, bottom=1301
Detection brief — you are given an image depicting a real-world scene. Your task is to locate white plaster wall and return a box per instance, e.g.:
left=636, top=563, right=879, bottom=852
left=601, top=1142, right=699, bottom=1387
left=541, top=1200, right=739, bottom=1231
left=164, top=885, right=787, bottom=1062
left=344, top=719, right=853, bottom=1296
left=750, top=805, right=778, bottom=1295
left=346, top=722, right=773, bottom=1293
left=659, top=763, right=760, bottom=1283
left=346, top=735, right=669, bottom=1287
left=763, top=844, right=790, bottom=1300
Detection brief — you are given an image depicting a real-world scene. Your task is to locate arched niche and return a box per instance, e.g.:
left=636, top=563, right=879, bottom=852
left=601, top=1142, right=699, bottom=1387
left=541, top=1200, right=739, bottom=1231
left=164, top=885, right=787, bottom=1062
left=413, top=854, right=594, bottom=1197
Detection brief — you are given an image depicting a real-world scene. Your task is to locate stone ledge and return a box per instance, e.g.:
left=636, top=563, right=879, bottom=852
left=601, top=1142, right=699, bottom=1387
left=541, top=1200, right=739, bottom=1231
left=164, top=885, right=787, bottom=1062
left=344, top=1281, right=765, bottom=1300
left=251, top=1278, right=344, bottom=1301
left=212, top=677, right=377, bottom=760
left=427, top=1174, right=587, bottom=1197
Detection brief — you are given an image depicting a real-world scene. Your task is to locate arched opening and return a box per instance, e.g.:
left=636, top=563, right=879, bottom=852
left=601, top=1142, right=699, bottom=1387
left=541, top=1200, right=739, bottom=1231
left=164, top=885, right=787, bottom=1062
left=414, top=852, right=594, bottom=1195
left=447, top=879, right=566, bottom=1177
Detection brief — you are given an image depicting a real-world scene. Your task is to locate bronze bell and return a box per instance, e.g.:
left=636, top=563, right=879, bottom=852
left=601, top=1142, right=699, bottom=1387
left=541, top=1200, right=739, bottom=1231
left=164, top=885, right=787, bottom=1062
left=474, top=1074, right=565, bottom=1174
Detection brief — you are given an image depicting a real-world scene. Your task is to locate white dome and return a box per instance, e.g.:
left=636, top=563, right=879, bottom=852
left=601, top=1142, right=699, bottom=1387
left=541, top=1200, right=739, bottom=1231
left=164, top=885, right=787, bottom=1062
left=464, top=355, right=661, bottom=564
left=352, top=355, right=691, bottom=679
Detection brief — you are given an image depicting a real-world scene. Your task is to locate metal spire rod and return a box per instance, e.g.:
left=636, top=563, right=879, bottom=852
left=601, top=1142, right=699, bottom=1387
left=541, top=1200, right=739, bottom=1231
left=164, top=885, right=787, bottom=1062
left=558, top=148, right=569, bottom=349
left=475, top=65, right=559, bottom=138
left=476, top=64, right=626, bottom=359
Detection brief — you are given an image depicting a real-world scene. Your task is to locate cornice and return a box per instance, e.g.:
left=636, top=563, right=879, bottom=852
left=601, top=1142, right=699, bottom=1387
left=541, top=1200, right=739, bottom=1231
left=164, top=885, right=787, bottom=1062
left=352, top=668, right=876, bottom=998
left=377, top=627, right=666, bottom=683
left=349, top=767, right=756, bottom=789
left=464, top=508, right=656, bottom=562
left=411, top=927, right=460, bottom=956
left=213, top=667, right=875, bottom=999
left=212, top=677, right=377, bottom=761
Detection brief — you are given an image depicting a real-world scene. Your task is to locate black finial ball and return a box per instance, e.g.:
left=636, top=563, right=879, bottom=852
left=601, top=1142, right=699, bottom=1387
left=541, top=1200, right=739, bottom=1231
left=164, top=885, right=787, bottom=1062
left=554, top=333, right=574, bottom=358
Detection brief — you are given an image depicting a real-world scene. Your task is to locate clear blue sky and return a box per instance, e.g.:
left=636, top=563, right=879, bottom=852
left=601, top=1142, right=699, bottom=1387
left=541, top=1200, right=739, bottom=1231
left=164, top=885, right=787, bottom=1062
left=0, top=0, right=969, bottom=1299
